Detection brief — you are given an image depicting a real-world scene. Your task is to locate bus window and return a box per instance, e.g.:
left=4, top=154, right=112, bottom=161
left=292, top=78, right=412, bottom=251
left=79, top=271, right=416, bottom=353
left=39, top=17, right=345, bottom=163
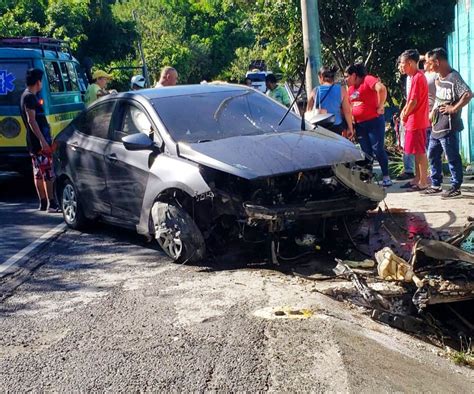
left=0, top=61, right=29, bottom=106
left=60, top=62, right=72, bottom=91
left=65, top=62, right=79, bottom=91
left=75, top=64, right=88, bottom=93
left=45, top=61, right=64, bottom=93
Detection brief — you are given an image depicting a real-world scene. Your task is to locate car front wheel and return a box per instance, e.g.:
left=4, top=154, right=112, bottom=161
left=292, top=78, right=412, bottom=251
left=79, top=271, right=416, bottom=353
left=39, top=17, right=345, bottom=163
left=61, top=180, right=88, bottom=230
left=151, top=202, right=206, bottom=264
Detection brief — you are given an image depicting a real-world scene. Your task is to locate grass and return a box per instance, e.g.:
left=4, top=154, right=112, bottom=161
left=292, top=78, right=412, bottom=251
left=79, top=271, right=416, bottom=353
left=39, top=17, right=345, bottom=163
left=447, top=337, right=474, bottom=368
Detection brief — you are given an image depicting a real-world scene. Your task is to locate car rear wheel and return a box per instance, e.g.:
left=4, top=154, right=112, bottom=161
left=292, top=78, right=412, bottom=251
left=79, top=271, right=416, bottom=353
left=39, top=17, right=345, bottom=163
left=151, top=202, right=206, bottom=264
left=61, top=180, right=88, bottom=230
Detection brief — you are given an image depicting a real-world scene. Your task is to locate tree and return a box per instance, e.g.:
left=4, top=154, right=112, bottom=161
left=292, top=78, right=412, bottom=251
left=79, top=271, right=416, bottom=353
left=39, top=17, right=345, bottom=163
left=230, top=0, right=455, bottom=103
left=319, top=0, right=456, bottom=103
left=44, top=0, right=90, bottom=51
left=0, top=0, right=46, bottom=36
left=113, top=0, right=253, bottom=83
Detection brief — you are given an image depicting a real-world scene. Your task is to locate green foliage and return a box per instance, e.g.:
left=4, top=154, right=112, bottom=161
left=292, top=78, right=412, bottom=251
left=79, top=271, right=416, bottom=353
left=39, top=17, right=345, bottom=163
left=44, top=0, right=90, bottom=51
left=0, top=0, right=457, bottom=94
left=319, top=0, right=456, bottom=104
left=0, top=0, right=46, bottom=36
left=237, top=0, right=304, bottom=81
left=0, top=0, right=136, bottom=84
left=113, top=0, right=253, bottom=83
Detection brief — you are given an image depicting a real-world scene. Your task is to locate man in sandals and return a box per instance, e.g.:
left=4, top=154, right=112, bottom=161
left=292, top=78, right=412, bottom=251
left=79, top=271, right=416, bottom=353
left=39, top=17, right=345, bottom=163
left=399, top=49, right=430, bottom=192
left=424, top=48, right=472, bottom=198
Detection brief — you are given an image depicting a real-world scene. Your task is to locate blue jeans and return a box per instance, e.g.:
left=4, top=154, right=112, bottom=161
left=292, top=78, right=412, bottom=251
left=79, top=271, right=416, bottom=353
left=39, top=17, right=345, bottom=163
left=355, top=115, right=389, bottom=176
left=428, top=131, right=463, bottom=189
left=403, top=153, right=415, bottom=174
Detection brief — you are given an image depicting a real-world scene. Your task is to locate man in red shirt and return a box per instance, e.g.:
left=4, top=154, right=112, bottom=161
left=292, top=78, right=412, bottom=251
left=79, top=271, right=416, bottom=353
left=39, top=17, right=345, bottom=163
left=399, top=49, right=430, bottom=191
left=345, top=63, right=392, bottom=187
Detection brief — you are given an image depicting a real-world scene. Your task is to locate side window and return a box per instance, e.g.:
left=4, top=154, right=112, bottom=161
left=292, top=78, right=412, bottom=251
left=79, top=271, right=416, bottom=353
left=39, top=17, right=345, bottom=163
left=64, top=62, right=79, bottom=92
left=114, top=103, right=153, bottom=142
left=60, top=62, right=72, bottom=91
left=74, top=64, right=87, bottom=93
left=44, top=62, right=64, bottom=92
left=74, top=102, right=114, bottom=139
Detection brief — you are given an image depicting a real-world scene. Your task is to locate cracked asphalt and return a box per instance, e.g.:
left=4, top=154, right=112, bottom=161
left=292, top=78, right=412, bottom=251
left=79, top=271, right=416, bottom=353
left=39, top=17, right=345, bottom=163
left=1, top=223, right=473, bottom=391
left=1, top=172, right=473, bottom=391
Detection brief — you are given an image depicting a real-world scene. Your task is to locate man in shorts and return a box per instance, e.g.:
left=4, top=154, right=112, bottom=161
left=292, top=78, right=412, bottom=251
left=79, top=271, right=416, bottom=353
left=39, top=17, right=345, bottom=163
left=399, top=49, right=430, bottom=191
left=20, top=68, right=60, bottom=212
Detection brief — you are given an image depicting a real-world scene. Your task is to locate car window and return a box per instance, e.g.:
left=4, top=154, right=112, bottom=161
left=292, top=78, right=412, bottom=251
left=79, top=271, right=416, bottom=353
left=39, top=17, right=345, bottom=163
left=122, top=105, right=152, bottom=135
left=74, top=101, right=114, bottom=139
left=45, top=61, right=64, bottom=93
left=112, top=102, right=161, bottom=144
left=152, top=90, right=302, bottom=143
left=0, top=61, right=30, bottom=105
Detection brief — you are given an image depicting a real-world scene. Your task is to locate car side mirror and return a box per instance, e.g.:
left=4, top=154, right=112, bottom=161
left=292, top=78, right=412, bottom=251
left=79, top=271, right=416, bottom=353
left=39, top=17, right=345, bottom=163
left=122, top=133, right=154, bottom=151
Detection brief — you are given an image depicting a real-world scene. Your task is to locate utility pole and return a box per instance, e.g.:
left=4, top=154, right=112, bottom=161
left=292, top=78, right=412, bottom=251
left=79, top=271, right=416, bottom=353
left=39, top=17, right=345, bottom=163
left=132, top=10, right=150, bottom=88
left=300, top=0, right=322, bottom=92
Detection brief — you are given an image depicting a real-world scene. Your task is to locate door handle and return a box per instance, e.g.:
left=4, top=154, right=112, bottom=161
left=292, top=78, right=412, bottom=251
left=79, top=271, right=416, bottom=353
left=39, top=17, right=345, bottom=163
left=106, top=153, right=118, bottom=162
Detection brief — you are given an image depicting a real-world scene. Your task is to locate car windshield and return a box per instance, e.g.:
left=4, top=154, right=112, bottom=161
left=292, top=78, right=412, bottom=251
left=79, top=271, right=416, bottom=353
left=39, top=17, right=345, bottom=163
left=152, top=89, right=302, bottom=143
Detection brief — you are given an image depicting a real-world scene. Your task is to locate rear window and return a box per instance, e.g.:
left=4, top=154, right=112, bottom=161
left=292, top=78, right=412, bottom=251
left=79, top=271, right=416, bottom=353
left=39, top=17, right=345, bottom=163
left=246, top=73, right=268, bottom=82
left=0, top=61, right=30, bottom=106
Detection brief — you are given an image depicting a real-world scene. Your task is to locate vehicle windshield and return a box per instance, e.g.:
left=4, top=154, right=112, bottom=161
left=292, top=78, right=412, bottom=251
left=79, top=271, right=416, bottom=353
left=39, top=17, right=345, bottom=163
left=153, top=89, right=302, bottom=143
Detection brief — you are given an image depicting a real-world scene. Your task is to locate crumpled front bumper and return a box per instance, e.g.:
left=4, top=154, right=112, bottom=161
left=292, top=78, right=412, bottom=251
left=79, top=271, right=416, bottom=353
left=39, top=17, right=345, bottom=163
left=244, top=196, right=377, bottom=222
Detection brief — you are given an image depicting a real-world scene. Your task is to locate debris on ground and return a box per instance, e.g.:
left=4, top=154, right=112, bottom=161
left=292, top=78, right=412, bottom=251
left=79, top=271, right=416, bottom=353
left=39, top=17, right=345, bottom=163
left=324, top=220, right=474, bottom=353
left=375, top=247, right=423, bottom=287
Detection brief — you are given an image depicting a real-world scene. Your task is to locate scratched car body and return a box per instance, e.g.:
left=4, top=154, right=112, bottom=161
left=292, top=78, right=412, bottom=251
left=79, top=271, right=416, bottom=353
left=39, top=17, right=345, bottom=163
left=53, top=84, right=385, bottom=263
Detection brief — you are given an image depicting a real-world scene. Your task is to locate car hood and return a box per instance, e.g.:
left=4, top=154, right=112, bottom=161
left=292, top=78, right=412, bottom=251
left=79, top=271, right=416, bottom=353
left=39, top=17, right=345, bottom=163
left=177, top=130, right=365, bottom=180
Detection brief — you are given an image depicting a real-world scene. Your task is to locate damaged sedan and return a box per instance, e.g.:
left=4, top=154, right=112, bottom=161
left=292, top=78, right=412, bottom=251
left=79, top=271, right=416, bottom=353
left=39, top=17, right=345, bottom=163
left=53, top=84, right=385, bottom=263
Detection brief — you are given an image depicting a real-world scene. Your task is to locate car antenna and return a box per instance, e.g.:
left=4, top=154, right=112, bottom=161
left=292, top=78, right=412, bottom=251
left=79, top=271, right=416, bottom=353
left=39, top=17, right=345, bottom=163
left=278, top=57, right=309, bottom=130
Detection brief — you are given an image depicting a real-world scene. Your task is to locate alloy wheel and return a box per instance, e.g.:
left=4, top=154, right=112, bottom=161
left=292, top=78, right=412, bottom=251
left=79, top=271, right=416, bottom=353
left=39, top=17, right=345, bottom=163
left=62, top=183, right=77, bottom=224
left=156, top=226, right=183, bottom=260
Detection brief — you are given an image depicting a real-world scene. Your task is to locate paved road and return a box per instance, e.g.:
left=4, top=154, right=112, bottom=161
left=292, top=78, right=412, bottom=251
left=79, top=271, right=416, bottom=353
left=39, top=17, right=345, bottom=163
left=0, top=173, right=473, bottom=390
left=0, top=171, right=64, bottom=276
left=0, top=223, right=472, bottom=390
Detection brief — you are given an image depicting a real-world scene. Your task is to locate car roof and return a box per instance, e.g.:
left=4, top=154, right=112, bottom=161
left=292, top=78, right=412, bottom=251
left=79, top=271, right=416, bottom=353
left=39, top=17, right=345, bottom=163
left=115, top=83, right=249, bottom=101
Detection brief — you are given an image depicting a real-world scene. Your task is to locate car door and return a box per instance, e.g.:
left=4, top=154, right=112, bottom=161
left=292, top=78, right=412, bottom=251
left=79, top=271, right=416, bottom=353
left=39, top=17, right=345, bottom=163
left=67, top=101, right=115, bottom=215
left=104, top=100, right=158, bottom=223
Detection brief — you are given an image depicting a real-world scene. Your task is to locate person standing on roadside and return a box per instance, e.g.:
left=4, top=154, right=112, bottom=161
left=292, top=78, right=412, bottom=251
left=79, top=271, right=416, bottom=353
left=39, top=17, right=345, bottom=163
left=345, top=63, right=392, bottom=187
left=423, top=48, right=472, bottom=198
left=422, top=52, right=438, bottom=144
left=396, top=55, right=415, bottom=181
left=154, top=66, right=178, bottom=87
left=130, top=75, right=146, bottom=91
left=84, top=70, right=115, bottom=106
left=20, top=68, right=60, bottom=213
left=306, top=65, right=354, bottom=139
left=265, top=74, right=291, bottom=107
left=399, top=49, right=430, bottom=191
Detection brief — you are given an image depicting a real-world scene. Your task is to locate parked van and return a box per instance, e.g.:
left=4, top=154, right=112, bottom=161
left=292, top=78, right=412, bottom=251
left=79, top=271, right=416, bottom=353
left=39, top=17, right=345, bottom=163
left=0, top=37, right=87, bottom=172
